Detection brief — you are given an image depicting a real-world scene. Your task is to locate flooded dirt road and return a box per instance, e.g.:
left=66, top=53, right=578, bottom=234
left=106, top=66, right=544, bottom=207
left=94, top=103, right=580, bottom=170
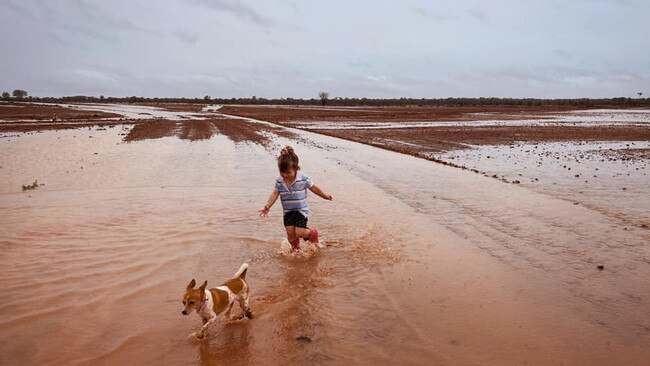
left=1, top=106, right=649, bottom=365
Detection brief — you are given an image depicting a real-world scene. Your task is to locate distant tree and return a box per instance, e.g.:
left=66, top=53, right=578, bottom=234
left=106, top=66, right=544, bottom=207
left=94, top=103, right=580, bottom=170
left=2, top=91, right=10, bottom=100
left=319, top=91, right=329, bottom=106
left=12, top=89, right=28, bottom=99
left=638, top=92, right=643, bottom=97
left=204, top=95, right=211, bottom=102
left=100, top=95, right=105, bottom=101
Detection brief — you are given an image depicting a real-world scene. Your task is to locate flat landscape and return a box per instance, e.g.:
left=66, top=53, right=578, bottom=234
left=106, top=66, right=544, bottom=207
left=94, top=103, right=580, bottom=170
left=1, top=102, right=649, bottom=365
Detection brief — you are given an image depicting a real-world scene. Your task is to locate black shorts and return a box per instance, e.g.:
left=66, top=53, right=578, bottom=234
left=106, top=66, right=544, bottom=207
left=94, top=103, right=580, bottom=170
left=283, top=211, right=308, bottom=228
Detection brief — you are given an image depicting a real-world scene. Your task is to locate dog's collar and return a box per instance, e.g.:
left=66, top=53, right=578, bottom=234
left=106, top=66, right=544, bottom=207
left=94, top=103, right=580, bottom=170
left=196, top=298, right=208, bottom=313
left=196, top=290, right=210, bottom=313
left=196, top=299, right=207, bottom=313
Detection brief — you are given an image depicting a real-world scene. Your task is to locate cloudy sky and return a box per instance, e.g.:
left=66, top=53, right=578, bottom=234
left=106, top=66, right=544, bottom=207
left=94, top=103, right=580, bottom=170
left=1, top=0, right=648, bottom=98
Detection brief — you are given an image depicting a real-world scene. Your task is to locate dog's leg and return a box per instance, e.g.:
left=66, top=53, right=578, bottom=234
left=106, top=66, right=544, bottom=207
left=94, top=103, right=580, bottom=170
left=224, top=302, right=234, bottom=320
left=239, top=291, right=253, bottom=318
left=194, top=315, right=217, bottom=339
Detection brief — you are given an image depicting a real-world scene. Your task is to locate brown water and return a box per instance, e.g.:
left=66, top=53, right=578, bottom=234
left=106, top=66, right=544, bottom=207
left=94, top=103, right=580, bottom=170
left=1, top=118, right=649, bottom=365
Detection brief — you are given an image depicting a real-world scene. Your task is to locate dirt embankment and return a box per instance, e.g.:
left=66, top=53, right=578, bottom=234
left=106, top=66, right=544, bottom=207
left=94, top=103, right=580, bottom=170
left=0, top=103, right=127, bottom=133
left=317, top=125, right=650, bottom=153
left=0, top=102, right=301, bottom=147
left=218, top=105, right=650, bottom=172
left=220, top=106, right=650, bottom=151
left=123, top=118, right=300, bottom=145
left=0, top=103, right=120, bottom=121
left=219, top=105, right=583, bottom=123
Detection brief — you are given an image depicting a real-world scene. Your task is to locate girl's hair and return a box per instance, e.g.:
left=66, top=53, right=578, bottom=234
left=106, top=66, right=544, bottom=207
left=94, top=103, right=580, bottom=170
left=278, top=145, right=300, bottom=173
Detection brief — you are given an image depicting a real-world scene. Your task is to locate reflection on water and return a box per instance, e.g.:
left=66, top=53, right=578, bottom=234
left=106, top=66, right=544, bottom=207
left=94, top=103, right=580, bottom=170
left=1, top=121, right=649, bottom=365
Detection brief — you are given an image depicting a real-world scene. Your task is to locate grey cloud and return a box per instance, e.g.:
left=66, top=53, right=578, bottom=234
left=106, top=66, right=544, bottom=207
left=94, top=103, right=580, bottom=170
left=553, top=49, right=572, bottom=58
left=185, top=0, right=273, bottom=27
left=411, top=7, right=458, bottom=22
left=2, top=0, right=159, bottom=44
left=72, top=0, right=157, bottom=34
left=348, top=60, right=372, bottom=69
left=466, top=8, right=489, bottom=24
left=0, top=1, right=38, bottom=20
left=174, top=28, right=200, bottom=44
left=39, top=68, right=123, bottom=95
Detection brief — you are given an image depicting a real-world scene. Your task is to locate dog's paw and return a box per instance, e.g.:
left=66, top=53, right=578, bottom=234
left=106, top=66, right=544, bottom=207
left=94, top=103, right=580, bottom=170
left=190, top=331, right=205, bottom=340
left=231, top=312, right=252, bottom=321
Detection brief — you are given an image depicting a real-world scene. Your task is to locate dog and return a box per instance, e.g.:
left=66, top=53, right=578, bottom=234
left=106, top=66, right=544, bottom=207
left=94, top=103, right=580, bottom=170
left=181, top=263, right=252, bottom=339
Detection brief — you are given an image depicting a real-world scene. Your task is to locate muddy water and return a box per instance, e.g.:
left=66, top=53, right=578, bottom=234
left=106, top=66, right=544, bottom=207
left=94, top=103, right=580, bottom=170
left=1, top=119, right=649, bottom=365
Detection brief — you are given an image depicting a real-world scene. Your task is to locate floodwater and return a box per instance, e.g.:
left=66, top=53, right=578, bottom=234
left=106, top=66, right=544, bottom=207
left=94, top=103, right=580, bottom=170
left=292, top=108, right=650, bottom=129
left=437, top=141, right=650, bottom=226
left=52, top=103, right=206, bottom=120
left=1, top=109, right=649, bottom=365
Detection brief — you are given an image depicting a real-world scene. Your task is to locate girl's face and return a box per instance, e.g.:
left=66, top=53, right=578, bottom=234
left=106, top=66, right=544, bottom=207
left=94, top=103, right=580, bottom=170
left=280, top=168, right=296, bottom=180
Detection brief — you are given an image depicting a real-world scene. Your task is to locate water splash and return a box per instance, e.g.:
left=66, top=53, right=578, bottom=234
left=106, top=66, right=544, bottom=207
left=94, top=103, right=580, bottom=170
left=279, top=238, right=323, bottom=260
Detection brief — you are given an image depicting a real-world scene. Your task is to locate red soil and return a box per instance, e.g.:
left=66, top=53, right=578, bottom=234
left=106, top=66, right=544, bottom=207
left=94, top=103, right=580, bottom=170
left=0, top=103, right=120, bottom=121
left=219, top=105, right=583, bottom=123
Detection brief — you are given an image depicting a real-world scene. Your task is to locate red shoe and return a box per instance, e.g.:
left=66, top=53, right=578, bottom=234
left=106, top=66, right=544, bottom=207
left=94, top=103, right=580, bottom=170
left=308, top=228, right=319, bottom=244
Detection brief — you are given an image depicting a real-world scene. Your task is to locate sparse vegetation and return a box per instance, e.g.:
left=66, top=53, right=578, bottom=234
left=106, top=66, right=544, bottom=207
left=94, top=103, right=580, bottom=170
left=12, top=95, right=650, bottom=108
left=12, top=89, right=28, bottom=99
left=319, top=91, right=329, bottom=106
left=22, top=180, right=41, bottom=191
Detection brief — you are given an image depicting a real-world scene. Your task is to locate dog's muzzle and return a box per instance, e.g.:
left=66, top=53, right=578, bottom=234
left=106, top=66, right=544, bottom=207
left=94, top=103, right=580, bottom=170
left=181, top=309, right=188, bottom=315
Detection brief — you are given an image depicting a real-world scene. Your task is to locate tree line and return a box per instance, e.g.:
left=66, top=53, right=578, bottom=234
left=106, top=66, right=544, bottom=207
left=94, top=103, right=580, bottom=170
left=2, top=90, right=649, bottom=107
left=2, top=90, right=28, bottom=99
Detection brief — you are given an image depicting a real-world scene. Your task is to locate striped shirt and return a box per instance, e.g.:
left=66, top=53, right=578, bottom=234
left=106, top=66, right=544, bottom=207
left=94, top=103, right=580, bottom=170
left=274, top=171, right=314, bottom=217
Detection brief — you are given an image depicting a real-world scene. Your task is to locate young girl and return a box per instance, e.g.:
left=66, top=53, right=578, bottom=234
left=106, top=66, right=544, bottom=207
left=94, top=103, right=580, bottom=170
left=259, top=146, right=332, bottom=251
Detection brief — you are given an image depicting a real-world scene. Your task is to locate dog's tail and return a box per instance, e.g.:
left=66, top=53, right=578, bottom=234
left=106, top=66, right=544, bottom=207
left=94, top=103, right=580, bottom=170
left=234, top=263, right=248, bottom=279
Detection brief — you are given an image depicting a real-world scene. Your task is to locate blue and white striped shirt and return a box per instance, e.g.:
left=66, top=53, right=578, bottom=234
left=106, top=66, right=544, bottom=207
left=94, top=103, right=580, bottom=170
left=274, top=171, right=314, bottom=217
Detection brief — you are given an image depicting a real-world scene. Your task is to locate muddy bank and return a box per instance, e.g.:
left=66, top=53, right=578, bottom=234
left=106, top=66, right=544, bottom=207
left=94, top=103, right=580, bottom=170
left=120, top=118, right=300, bottom=145
left=0, top=120, right=128, bottom=133
left=0, top=102, right=120, bottom=121
left=123, top=120, right=177, bottom=141
left=219, top=105, right=584, bottom=123
left=312, top=125, right=650, bottom=154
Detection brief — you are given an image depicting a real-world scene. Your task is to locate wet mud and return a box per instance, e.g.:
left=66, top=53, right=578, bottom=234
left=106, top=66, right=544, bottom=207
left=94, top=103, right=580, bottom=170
left=123, top=119, right=178, bottom=141
left=219, top=105, right=581, bottom=123
left=0, top=102, right=120, bottom=121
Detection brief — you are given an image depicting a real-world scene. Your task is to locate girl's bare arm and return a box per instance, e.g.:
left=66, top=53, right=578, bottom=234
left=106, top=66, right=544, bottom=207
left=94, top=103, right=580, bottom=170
left=309, top=185, right=333, bottom=201
left=259, top=189, right=280, bottom=217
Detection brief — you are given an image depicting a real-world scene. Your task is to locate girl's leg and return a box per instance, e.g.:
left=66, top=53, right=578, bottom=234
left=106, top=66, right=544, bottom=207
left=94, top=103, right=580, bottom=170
left=295, top=227, right=310, bottom=240
left=285, top=226, right=297, bottom=242
left=284, top=226, right=300, bottom=250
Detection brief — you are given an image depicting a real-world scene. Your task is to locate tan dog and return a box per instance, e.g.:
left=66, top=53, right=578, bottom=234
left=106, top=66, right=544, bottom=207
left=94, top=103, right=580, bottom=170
left=181, top=263, right=252, bottom=339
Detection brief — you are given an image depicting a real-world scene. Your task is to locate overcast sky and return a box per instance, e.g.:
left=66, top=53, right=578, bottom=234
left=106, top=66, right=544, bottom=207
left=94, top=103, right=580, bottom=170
left=1, top=0, right=648, bottom=98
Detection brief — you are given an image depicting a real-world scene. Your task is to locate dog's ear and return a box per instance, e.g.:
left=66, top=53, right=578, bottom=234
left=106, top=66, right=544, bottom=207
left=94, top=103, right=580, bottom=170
left=199, top=280, right=207, bottom=291
left=187, top=279, right=196, bottom=290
